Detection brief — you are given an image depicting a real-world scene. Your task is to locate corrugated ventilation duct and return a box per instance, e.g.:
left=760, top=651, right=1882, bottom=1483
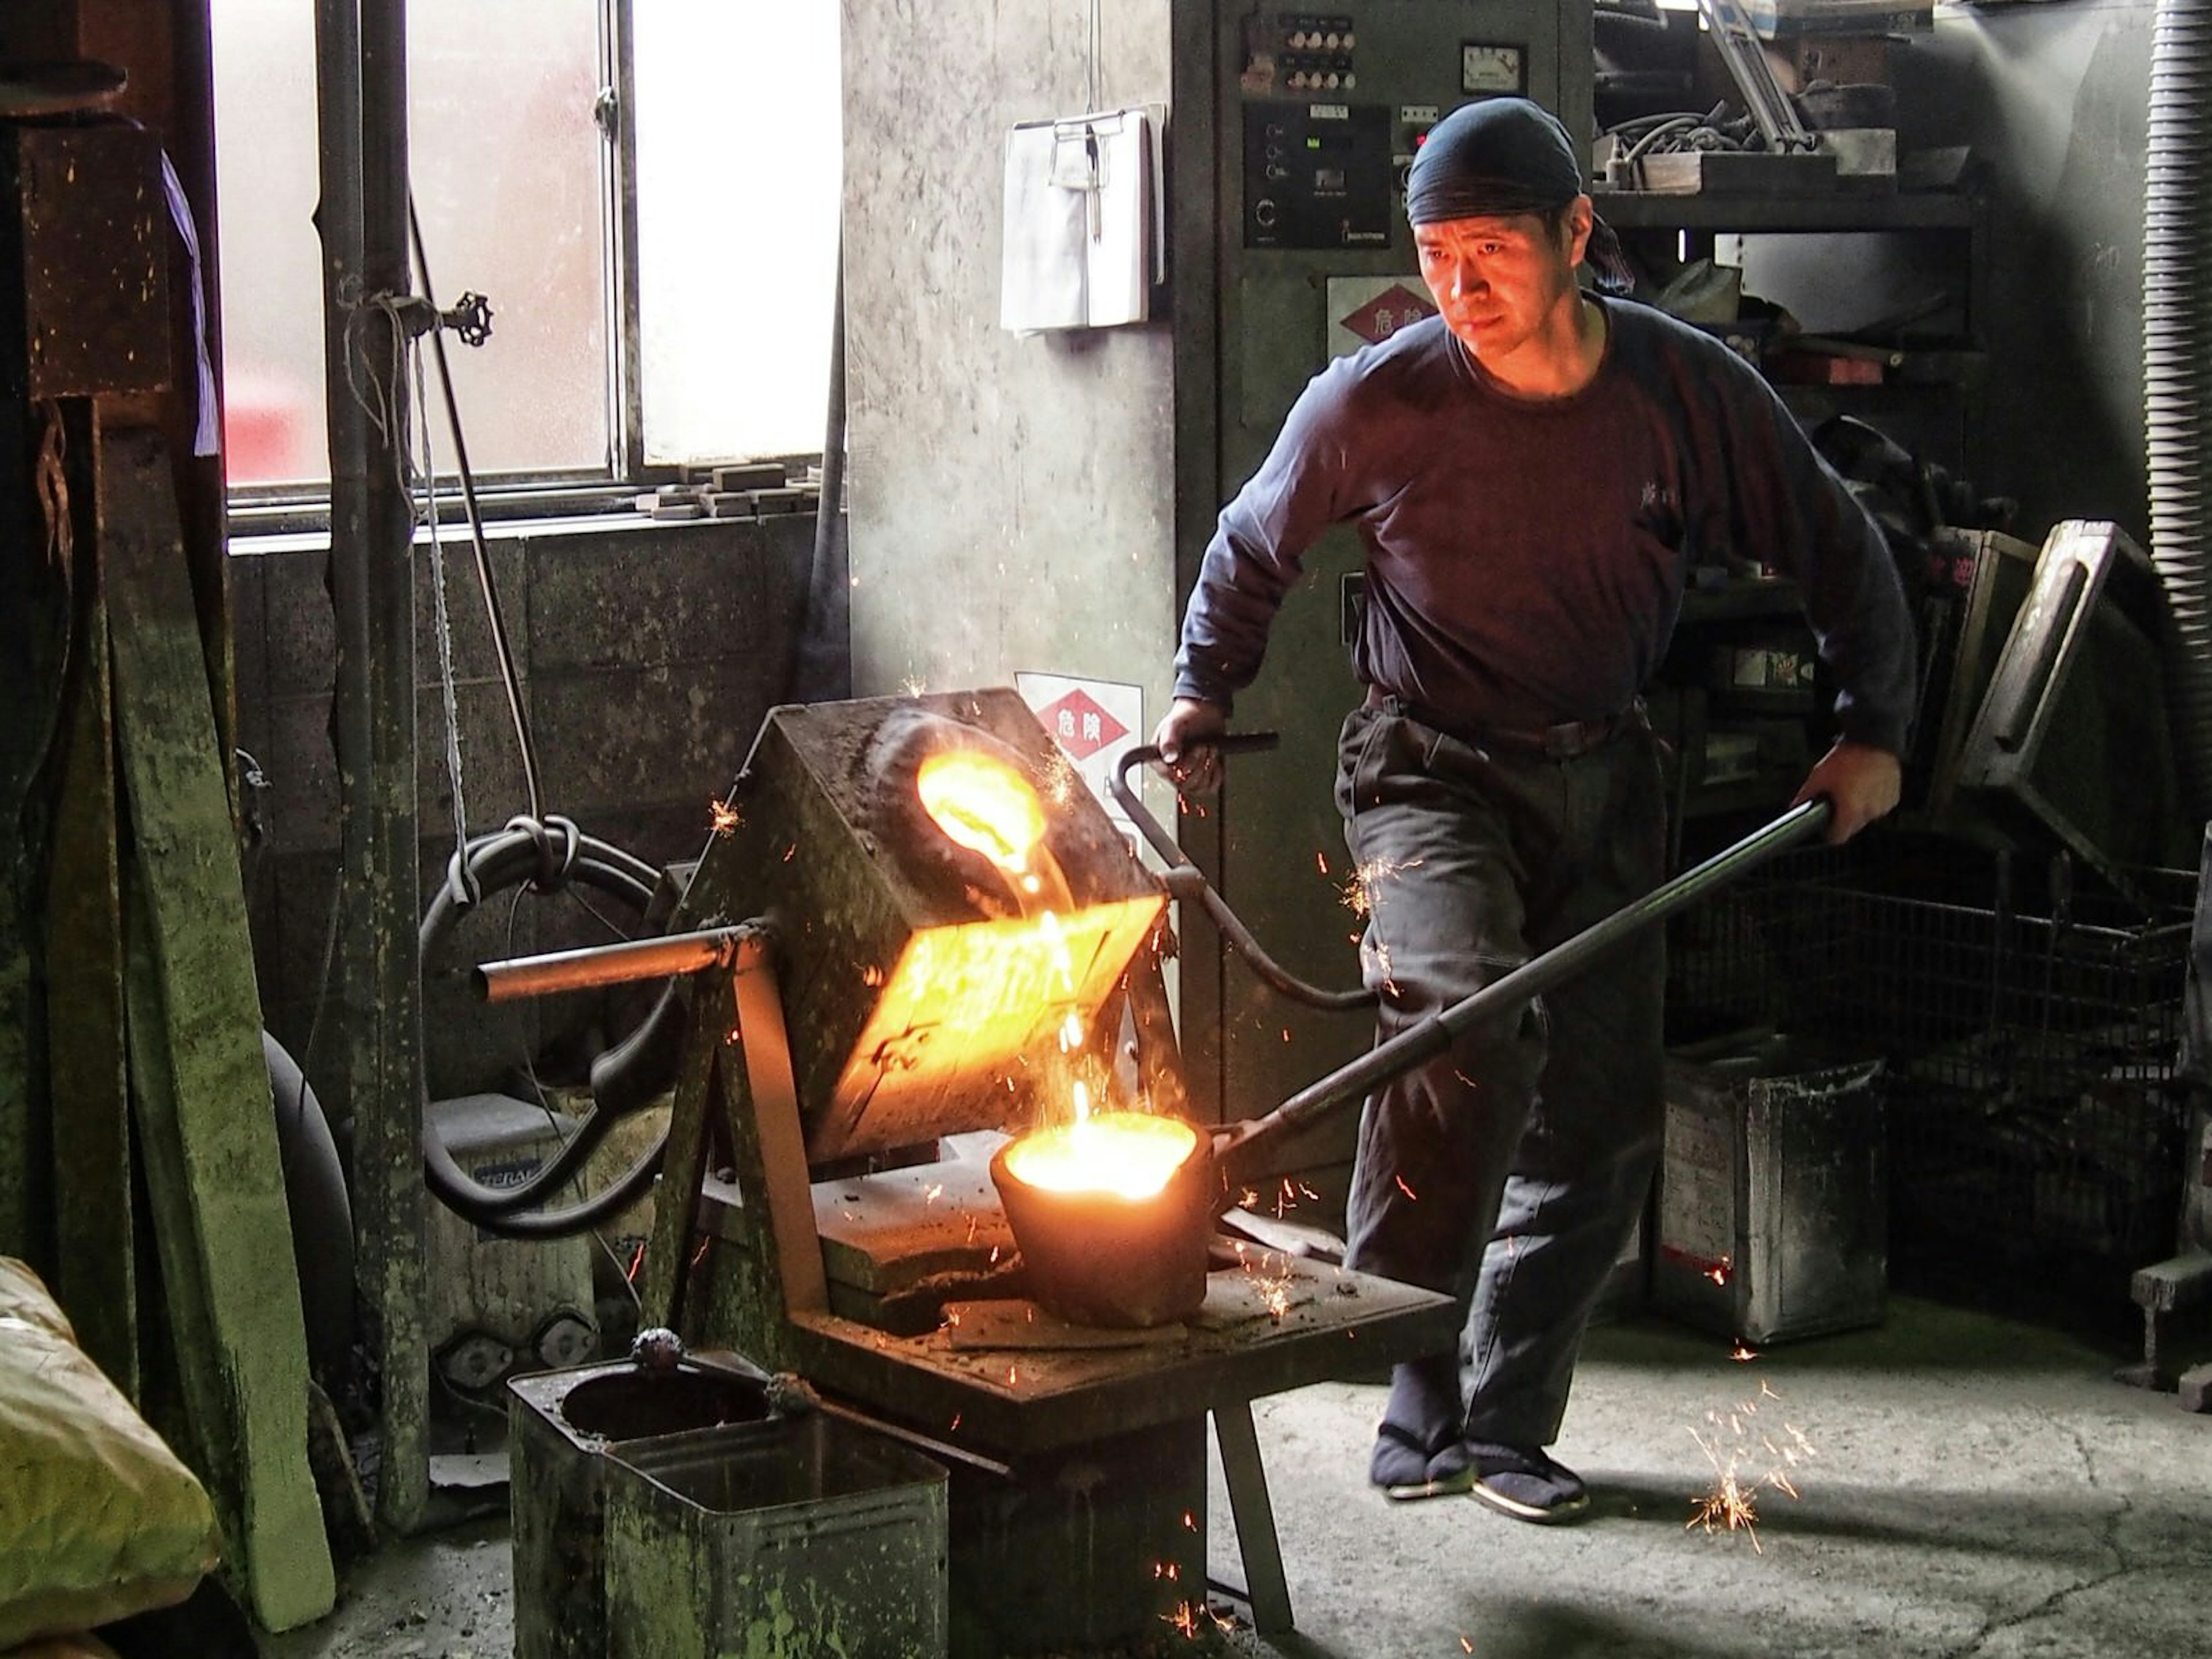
left=2146, top=0, right=2212, bottom=818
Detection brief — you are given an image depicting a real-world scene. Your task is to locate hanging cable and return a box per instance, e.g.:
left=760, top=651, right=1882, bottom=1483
left=403, top=199, right=687, bottom=1239
left=412, top=326, right=474, bottom=873
left=408, top=198, right=543, bottom=841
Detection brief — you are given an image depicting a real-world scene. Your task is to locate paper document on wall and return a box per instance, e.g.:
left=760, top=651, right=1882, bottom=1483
left=1000, top=107, right=1157, bottom=332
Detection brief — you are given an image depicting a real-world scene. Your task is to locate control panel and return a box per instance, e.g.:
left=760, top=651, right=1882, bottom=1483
left=1267, top=12, right=1359, bottom=92
left=1244, top=102, right=1394, bottom=249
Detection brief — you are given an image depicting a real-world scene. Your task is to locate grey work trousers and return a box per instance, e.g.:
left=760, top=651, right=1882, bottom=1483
left=1335, top=699, right=1668, bottom=1450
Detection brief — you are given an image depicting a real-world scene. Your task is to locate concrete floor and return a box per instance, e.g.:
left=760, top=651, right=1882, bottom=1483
left=254, top=1295, right=2210, bottom=1659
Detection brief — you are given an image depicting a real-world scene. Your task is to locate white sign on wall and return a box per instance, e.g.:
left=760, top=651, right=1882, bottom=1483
left=1015, top=672, right=1144, bottom=827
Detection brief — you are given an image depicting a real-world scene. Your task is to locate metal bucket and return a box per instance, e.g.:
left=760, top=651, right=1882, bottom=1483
left=509, top=1357, right=775, bottom=1659
left=988, top=1119, right=1217, bottom=1328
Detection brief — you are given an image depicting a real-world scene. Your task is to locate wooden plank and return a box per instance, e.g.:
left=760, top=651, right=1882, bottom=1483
left=0, top=395, right=70, bottom=1266
left=105, top=425, right=332, bottom=1631
left=44, top=440, right=137, bottom=1395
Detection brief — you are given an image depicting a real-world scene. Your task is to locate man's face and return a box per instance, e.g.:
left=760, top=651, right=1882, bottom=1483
left=1413, top=204, right=1588, bottom=367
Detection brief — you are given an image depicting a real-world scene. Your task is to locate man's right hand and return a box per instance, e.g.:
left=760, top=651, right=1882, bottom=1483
left=1152, top=697, right=1229, bottom=794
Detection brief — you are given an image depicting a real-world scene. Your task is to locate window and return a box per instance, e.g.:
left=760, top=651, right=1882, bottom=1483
left=634, top=4, right=842, bottom=467
left=209, top=1, right=842, bottom=498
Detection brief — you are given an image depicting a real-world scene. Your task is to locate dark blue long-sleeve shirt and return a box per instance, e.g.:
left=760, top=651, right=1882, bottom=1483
left=1173, top=296, right=1918, bottom=755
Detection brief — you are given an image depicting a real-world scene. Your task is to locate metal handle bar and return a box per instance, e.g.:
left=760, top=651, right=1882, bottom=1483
left=1213, top=795, right=1835, bottom=1187
left=1111, top=739, right=1377, bottom=1013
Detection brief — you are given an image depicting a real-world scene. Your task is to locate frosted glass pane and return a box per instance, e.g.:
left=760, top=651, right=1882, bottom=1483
left=210, top=0, right=327, bottom=484
left=634, top=2, right=842, bottom=465
left=211, top=0, right=611, bottom=487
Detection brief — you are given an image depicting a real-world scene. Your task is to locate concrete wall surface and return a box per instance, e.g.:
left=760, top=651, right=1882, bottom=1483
left=840, top=0, right=1181, bottom=718
left=229, top=512, right=831, bottom=1099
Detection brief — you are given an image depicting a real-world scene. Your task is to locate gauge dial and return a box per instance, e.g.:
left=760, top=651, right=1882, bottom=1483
left=1461, top=43, right=1526, bottom=96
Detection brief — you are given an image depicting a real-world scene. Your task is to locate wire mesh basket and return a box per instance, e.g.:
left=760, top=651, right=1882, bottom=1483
left=1668, top=834, right=2194, bottom=1313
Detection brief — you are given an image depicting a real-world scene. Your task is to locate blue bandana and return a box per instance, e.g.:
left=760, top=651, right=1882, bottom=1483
left=1406, top=97, right=1634, bottom=294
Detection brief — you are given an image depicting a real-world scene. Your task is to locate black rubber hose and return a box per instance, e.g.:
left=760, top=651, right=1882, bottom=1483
left=264, top=1029, right=355, bottom=1392
left=2146, top=0, right=2212, bottom=816
left=418, top=818, right=676, bottom=1238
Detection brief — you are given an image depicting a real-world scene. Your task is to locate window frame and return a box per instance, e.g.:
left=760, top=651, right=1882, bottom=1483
left=222, top=0, right=810, bottom=533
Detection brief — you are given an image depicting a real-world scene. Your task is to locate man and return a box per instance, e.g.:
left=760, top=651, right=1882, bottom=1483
left=1154, top=98, right=1915, bottom=1524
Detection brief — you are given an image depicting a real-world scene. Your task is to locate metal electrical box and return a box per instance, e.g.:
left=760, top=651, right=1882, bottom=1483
left=425, top=1093, right=598, bottom=1388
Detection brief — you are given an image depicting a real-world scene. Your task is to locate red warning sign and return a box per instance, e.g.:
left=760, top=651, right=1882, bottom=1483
left=1035, top=687, right=1128, bottom=761
left=1338, top=282, right=1438, bottom=346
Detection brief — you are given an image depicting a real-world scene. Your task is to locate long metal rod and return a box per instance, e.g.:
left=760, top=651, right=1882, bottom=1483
left=1214, top=798, right=1834, bottom=1181
left=313, top=0, right=367, bottom=1112
left=475, top=925, right=748, bottom=1002
left=359, top=0, right=429, bottom=1535
left=1112, top=741, right=1376, bottom=1013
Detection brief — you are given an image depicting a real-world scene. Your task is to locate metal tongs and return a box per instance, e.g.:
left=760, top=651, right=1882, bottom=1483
left=1109, top=738, right=1833, bottom=1190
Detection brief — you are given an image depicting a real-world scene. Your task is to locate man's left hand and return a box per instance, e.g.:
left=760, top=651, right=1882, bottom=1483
left=1793, top=739, right=1902, bottom=844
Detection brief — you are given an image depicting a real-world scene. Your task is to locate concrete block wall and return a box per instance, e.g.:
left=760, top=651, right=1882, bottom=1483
left=229, top=511, right=838, bottom=1101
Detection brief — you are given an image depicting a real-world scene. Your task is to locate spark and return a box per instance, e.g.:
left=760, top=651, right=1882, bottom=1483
left=1394, top=1175, right=1418, bottom=1201
left=988, top=1245, right=1001, bottom=1264
left=862, top=964, right=885, bottom=987
left=945, top=1307, right=963, bottom=1327
left=625, top=1241, right=645, bottom=1281
left=1238, top=1186, right=1262, bottom=1209
left=965, top=1215, right=979, bottom=1244
left=1316, top=851, right=1331, bottom=876
left=924, top=1183, right=944, bottom=1207
left=1343, top=854, right=1425, bottom=916
left=1007, top=1365, right=1018, bottom=1386
left=1462, top=1642, right=1475, bottom=1655
left=950, top=1413, right=961, bottom=1432
left=1706, top=1255, right=1733, bottom=1286
left=1164, top=1604, right=1202, bottom=1639
left=689, top=1237, right=710, bottom=1268
left=782, top=844, right=797, bottom=862
left=1282, top=1028, right=1292, bottom=1043
left=722, top=1027, right=741, bottom=1046
left=1685, top=1382, right=1817, bottom=1552
left=1182, top=1512, right=1197, bottom=1529
left=1732, top=1340, right=1758, bottom=1362
left=900, top=675, right=927, bottom=697
left=708, top=796, right=741, bottom=835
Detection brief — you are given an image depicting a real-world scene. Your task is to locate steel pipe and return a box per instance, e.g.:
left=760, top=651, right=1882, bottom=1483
left=475, top=925, right=750, bottom=1002
left=1214, top=797, right=1835, bottom=1185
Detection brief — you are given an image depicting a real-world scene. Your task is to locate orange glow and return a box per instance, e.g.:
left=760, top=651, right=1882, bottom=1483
left=1002, top=1111, right=1198, bottom=1202
left=829, top=895, right=1163, bottom=1126
left=918, top=749, right=1047, bottom=877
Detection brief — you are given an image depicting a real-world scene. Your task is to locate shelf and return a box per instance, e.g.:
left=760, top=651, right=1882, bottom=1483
left=1590, top=190, right=1979, bottom=234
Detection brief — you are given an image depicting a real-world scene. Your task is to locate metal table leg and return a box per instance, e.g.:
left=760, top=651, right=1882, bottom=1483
left=1211, top=1400, right=1293, bottom=1636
